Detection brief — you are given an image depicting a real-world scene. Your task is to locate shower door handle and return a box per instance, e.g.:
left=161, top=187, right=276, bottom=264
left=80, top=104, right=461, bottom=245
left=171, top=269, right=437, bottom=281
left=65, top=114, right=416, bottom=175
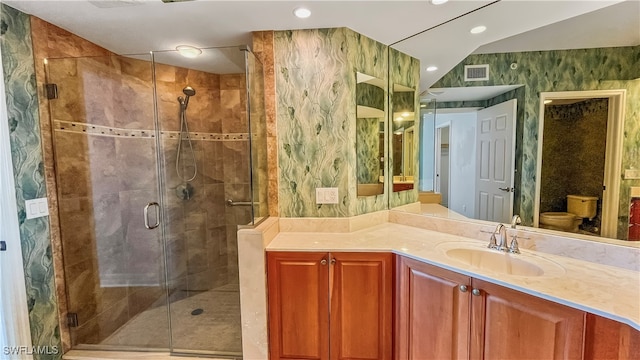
left=144, top=202, right=160, bottom=230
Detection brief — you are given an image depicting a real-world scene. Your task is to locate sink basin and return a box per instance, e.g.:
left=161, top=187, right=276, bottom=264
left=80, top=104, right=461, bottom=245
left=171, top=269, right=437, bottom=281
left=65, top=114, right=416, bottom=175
left=437, top=243, right=565, bottom=277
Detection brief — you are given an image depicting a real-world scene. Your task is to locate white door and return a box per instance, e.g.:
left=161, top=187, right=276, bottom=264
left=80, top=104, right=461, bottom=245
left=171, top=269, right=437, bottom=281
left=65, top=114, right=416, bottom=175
left=0, top=47, right=33, bottom=360
left=475, top=99, right=517, bottom=223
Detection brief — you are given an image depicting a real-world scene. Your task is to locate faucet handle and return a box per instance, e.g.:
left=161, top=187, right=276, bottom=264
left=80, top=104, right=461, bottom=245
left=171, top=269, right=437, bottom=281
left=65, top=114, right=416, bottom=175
left=508, top=235, right=520, bottom=254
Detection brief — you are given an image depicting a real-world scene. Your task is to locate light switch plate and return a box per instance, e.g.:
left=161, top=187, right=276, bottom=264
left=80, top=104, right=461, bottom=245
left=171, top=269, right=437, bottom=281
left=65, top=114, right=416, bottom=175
left=316, top=187, right=339, bottom=204
left=25, top=197, right=49, bottom=219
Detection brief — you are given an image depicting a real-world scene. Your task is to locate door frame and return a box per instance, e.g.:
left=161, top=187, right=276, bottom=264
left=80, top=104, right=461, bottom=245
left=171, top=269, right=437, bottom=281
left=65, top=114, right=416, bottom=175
left=534, top=90, right=626, bottom=238
left=0, top=46, right=33, bottom=358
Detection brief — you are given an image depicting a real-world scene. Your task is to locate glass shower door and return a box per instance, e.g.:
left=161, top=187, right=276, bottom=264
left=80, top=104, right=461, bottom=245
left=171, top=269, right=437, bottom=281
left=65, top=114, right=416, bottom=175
left=45, top=54, right=170, bottom=349
left=153, top=46, right=258, bottom=357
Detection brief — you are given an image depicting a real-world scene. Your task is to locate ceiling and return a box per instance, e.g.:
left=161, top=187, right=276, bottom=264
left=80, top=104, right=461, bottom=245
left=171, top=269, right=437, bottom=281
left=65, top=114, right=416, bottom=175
left=6, top=0, right=639, bottom=92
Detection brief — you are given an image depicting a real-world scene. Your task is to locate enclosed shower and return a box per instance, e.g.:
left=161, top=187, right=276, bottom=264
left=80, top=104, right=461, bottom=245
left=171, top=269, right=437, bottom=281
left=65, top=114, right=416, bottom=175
left=44, top=46, right=267, bottom=358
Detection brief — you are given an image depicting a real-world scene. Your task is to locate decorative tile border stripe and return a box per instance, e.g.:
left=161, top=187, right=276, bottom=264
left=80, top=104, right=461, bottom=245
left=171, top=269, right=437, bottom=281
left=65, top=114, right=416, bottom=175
left=53, top=120, right=250, bottom=141
left=54, top=120, right=155, bottom=138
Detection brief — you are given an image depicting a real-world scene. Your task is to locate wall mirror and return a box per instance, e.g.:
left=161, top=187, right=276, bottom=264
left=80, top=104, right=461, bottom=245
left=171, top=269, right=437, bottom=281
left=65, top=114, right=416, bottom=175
left=356, top=72, right=386, bottom=197
left=391, top=1, right=639, bottom=244
left=391, top=84, right=416, bottom=192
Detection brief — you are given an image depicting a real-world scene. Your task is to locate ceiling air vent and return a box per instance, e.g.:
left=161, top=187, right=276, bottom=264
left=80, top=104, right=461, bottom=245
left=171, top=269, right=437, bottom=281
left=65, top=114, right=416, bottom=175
left=464, top=64, right=489, bottom=81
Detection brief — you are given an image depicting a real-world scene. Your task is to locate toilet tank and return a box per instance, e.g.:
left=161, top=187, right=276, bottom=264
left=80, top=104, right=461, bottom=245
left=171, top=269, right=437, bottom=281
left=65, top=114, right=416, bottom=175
left=567, top=195, right=598, bottom=219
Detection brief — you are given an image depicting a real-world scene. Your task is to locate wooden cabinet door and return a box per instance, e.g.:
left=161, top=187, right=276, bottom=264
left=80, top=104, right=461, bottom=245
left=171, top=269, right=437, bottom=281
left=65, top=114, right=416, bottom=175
left=330, top=252, right=394, bottom=360
left=584, top=313, right=640, bottom=359
left=470, top=278, right=585, bottom=360
left=395, top=256, right=471, bottom=360
left=267, top=251, right=329, bottom=360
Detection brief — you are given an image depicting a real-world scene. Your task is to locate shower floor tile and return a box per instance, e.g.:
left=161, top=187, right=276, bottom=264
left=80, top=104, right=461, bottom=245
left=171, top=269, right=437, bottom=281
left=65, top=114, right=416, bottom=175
left=100, top=284, right=241, bottom=355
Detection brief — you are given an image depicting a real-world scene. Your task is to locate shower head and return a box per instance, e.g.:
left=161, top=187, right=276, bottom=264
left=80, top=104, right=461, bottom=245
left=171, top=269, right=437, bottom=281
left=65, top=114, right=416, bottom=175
left=183, top=86, right=196, bottom=97
left=182, top=86, right=195, bottom=108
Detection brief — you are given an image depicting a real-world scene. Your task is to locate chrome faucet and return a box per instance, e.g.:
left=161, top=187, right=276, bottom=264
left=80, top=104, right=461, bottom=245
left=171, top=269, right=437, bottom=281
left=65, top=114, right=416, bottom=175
left=487, top=215, right=522, bottom=254
left=488, top=223, right=508, bottom=250
left=511, top=214, right=522, bottom=229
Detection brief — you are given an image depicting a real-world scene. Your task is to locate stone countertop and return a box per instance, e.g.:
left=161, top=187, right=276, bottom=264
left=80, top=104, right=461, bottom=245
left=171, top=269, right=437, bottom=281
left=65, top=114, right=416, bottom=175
left=266, top=222, right=640, bottom=331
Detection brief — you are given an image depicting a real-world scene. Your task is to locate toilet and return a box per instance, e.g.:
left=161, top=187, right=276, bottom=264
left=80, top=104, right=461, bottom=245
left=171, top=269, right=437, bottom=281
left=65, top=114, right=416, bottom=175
left=539, top=195, right=598, bottom=232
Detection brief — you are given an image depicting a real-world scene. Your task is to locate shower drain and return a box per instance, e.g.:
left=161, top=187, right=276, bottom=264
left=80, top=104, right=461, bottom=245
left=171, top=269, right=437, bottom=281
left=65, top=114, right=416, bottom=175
left=191, top=308, right=204, bottom=316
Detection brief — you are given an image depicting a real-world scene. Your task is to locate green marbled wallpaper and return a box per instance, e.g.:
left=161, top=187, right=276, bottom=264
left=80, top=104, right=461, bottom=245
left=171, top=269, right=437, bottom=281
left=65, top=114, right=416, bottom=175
left=356, top=82, right=384, bottom=110
left=389, top=47, right=420, bottom=208
left=392, top=91, right=414, bottom=112
left=275, top=28, right=389, bottom=217
left=1, top=4, right=62, bottom=359
left=356, top=118, right=381, bottom=184
left=432, top=46, right=640, bottom=237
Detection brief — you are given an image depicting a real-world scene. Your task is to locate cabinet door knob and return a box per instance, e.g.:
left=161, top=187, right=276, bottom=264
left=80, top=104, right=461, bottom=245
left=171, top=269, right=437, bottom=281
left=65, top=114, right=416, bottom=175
left=472, top=288, right=481, bottom=296
left=459, top=285, right=468, bottom=292
left=330, top=258, right=336, bottom=265
left=321, top=259, right=327, bottom=265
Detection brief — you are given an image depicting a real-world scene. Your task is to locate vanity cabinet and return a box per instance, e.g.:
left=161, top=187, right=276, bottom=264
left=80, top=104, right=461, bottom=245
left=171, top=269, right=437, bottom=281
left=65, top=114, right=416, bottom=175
left=396, top=256, right=585, bottom=360
left=395, top=256, right=471, bottom=359
left=267, top=251, right=393, bottom=360
left=584, top=313, right=640, bottom=359
left=470, top=278, right=585, bottom=359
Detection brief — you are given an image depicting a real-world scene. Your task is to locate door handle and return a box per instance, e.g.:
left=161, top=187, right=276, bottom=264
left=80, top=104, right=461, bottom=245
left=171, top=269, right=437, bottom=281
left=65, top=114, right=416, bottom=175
left=0, top=240, right=6, bottom=251
left=498, top=187, right=514, bottom=192
left=144, top=202, right=160, bottom=229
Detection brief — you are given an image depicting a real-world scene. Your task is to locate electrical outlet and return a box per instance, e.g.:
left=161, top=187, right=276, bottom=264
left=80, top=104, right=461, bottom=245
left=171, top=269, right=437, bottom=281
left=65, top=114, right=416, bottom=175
left=625, top=169, right=640, bottom=180
left=25, top=197, right=49, bottom=219
left=316, top=187, right=339, bottom=204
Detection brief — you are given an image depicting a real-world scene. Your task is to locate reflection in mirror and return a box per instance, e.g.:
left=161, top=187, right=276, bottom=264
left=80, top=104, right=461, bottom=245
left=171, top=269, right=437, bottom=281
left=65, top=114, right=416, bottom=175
left=419, top=99, right=436, bottom=193
left=392, top=84, right=416, bottom=192
left=356, top=72, right=385, bottom=197
left=393, top=1, right=639, bottom=244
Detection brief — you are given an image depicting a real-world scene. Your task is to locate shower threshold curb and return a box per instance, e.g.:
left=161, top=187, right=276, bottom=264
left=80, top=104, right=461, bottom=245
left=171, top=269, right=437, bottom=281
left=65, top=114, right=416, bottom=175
left=63, top=350, right=228, bottom=360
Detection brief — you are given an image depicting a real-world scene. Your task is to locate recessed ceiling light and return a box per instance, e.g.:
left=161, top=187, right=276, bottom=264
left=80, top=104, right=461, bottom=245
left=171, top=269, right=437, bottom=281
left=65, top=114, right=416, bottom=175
left=426, top=66, right=438, bottom=72
left=293, top=7, right=311, bottom=18
left=176, top=45, right=202, bottom=58
left=470, top=25, right=487, bottom=34
left=430, top=0, right=449, bottom=4
left=544, top=99, right=553, bottom=104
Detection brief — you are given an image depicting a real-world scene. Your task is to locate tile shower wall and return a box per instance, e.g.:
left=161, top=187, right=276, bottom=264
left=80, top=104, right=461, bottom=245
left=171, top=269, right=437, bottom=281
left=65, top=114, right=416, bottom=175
left=252, top=31, right=278, bottom=216
left=275, top=28, right=418, bottom=217
left=431, top=46, right=640, bottom=238
left=0, top=5, right=62, bottom=359
left=541, top=99, right=609, bottom=234
left=155, top=63, right=251, bottom=293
